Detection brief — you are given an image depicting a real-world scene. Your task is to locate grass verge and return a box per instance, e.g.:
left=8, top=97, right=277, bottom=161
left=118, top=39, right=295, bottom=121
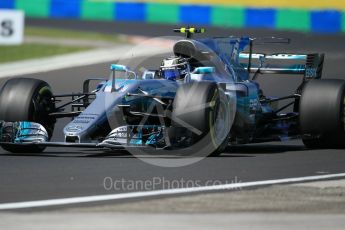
left=25, top=26, right=121, bottom=43
left=0, top=44, right=89, bottom=63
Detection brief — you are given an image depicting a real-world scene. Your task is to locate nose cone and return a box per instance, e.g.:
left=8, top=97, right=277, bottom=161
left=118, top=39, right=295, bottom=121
left=63, top=92, right=124, bottom=143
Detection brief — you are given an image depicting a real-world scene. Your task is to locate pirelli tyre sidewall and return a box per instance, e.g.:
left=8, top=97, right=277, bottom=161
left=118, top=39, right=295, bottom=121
left=0, top=78, right=56, bottom=153
left=300, top=79, right=345, bottom=148
left=171, top=81, right=233, bottom=156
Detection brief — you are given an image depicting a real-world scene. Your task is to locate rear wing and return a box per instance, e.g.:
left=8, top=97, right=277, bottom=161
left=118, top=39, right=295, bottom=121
left=239, top=52, right=325, bottom=79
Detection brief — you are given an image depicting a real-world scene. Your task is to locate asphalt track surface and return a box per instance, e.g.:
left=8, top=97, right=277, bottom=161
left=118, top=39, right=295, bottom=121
left=1, top=19, right=345, bottom=209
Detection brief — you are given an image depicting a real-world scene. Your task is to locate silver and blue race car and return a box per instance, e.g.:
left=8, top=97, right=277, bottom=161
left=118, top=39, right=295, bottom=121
left=0, top=27, right=344, bottom=156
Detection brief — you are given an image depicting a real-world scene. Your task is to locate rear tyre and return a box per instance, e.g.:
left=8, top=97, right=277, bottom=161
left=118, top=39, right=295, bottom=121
left=0, top=78, right=56, bottom=153
left=172, top=82, right=233, bottom=156
left=299, top=79, right=345, bottom=148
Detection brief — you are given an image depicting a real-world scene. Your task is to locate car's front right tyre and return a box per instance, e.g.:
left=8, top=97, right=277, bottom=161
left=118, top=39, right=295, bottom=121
left=0, top=78, right=56, bottom=153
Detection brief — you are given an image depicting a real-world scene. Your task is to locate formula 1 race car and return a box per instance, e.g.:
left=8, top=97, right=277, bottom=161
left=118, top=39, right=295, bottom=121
left=0, top=27, right=344, bottom=156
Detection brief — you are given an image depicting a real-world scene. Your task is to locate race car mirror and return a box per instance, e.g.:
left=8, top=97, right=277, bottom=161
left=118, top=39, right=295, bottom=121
left=193, top=67, right=215, bottom=74
left=110, top=64, right=127, bottom=72
left=110, top=64, right=127, bottom=92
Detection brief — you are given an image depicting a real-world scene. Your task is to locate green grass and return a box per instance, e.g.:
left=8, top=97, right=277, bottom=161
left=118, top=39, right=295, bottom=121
left=25, top=26, right=121, bottom=43
left=0, top=44, right=89, bottom=63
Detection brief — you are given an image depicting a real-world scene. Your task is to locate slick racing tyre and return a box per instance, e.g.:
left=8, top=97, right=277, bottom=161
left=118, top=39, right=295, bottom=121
left=172, top=82, right=233, bottom=156
left=0, top=78, right=56, bottom=153
left=300, top=79, right=345, bottom=148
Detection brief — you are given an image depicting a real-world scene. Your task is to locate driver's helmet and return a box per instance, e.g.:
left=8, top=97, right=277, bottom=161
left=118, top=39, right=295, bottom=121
left=160, top=56, right=190, bottom=81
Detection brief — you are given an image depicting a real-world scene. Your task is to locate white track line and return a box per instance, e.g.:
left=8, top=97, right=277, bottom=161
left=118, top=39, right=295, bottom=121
left=1, top=173, right=345, bottom=210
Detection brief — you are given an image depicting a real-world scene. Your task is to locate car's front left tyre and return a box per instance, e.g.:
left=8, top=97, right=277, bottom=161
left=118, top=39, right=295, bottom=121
left=171, top=81, right=233, bottom=156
